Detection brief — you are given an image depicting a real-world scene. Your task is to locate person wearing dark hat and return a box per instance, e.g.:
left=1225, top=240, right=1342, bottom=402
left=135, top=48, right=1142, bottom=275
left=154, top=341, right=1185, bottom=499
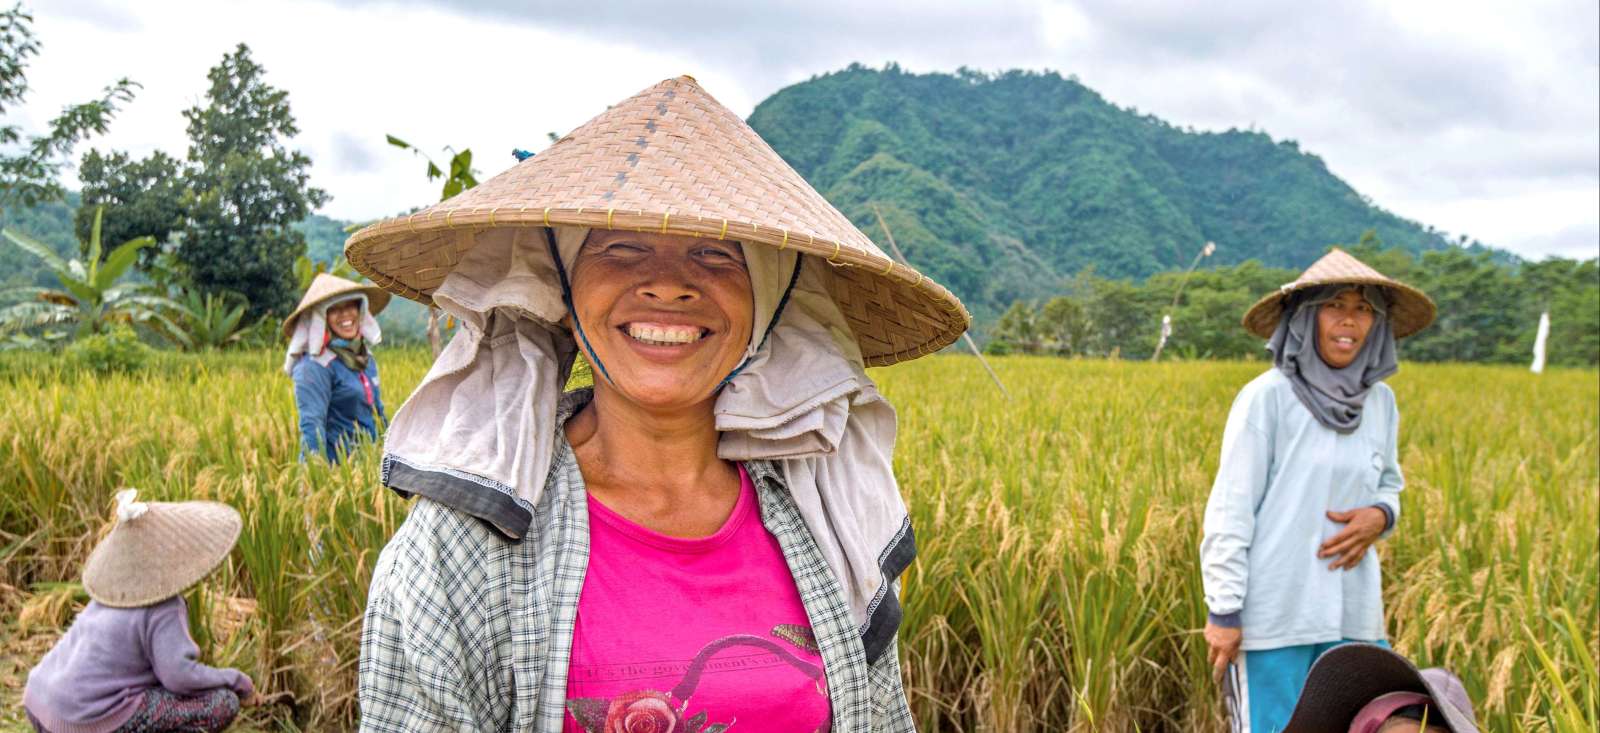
left=1199, top=249, right=1437, bottom=732
left=283, top=272, right=391, bottom=463
left=1282, top=643, right=1479, bottom=733
left=23, top=490, right=256, bottom=733
left=352, top=76, right=968, bottom=731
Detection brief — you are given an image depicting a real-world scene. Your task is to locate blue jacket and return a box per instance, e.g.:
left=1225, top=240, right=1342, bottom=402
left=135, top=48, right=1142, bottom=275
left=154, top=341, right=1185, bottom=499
left=292, top=353, right=386, bottom=462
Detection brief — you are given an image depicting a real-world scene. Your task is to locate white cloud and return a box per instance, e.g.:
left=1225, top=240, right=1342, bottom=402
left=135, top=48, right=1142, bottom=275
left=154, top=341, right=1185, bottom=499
left=17, top=0, right=1598, bottom=261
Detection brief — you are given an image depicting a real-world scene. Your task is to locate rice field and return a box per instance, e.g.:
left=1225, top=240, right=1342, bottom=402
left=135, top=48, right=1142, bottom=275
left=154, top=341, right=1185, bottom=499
left=1, top=350, right=1595, bottom=732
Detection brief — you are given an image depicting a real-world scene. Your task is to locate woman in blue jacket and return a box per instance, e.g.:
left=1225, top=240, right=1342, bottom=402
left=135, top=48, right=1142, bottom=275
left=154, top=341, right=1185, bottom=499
left=283, top=273, right=391, bottom=462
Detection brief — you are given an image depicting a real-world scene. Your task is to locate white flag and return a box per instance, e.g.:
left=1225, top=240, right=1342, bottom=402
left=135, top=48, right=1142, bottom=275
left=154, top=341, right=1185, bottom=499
left=1531, top=311, right=1550, bottom=374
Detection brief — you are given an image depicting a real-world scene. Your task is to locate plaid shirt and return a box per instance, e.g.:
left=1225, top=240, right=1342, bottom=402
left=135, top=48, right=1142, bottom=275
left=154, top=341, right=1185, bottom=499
left=359, top=397, right=916, bottom=732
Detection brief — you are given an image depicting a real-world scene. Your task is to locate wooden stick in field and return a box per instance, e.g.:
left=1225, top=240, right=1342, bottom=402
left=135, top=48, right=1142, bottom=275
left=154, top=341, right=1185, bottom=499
left=871, top=203, right=1010, bottom=399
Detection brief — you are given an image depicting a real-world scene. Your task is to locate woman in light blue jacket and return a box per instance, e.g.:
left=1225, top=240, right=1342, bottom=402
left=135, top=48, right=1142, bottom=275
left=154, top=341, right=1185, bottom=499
left=1201, top=249, right=1436, bottom=733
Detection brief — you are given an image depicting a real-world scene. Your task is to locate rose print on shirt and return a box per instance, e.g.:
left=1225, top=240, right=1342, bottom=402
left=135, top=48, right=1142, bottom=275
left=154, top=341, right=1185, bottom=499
left=567, top=627, right=828, bottom=733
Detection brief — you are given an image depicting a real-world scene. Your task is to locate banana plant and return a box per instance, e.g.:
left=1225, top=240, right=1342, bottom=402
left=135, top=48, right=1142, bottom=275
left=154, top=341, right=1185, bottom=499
left=0, top=206, right=176, bottom=338
left=150, top=290, right=257, bottom=351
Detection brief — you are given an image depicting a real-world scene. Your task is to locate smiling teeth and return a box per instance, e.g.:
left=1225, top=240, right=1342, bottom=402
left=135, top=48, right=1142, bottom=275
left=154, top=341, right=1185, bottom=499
left=627, top=324, right=703, bottom=345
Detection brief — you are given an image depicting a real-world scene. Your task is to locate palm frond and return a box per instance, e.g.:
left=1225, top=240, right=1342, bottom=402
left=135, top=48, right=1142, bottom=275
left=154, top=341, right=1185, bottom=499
left=87, top=206, right=105, bottom=270
left=0, top=286, right=66, bottom=305
left=95, top=236, right=155, bottom=291
left=108, top=293, right=183, bottom=313
left=0, top=301, right=76, bottom=332
left=1, top=227, right=70, bottom=275
left=146, top=311, right=195, bottom=350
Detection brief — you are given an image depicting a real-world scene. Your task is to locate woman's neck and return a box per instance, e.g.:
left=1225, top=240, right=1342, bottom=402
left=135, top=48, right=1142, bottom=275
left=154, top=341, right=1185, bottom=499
left=564, top=384, right=740, bottom=535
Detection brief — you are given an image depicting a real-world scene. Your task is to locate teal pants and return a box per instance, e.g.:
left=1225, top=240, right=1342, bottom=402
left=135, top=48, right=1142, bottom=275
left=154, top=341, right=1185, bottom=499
left=1229, top=638, right=1390, bottom=733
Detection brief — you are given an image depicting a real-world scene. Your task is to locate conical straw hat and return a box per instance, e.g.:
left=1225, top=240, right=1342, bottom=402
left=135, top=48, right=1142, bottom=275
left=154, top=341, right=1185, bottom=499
left=82, top=490, right=242, bottom=608
left=282, top=272, right=391, bottom=339
left=344, top=76, right=969, bottom=366
left=1243, top=248, right=1436, bottom=339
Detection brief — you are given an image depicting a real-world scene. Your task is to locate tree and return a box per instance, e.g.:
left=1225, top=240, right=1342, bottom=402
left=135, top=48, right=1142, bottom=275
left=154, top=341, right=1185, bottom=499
left=74, top=149, right=185, bottom=264
left=1168, top=287, right=1260, bottom=359
left=0, top=206, right=174, bottom=337
left=177, top=44, right=327, bottom=319
left=1512, top=258, right=1599, bottom=368
left=1037, top=295, right=1093, bottom=356
left=1545, top=263, right=1599, bottom=368
left=1404, top=248, right=1519, bottom=362
left=1084, top=278, right=1157, bottom=358
left=0, top=4, right=137, bottom=207
left=988, top=300, right=1040, bottom=355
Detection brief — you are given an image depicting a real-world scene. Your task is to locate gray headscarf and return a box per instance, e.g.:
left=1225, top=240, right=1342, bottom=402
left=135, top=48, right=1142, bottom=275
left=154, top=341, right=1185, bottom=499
left=1267, top=284, right=1399, bottom=433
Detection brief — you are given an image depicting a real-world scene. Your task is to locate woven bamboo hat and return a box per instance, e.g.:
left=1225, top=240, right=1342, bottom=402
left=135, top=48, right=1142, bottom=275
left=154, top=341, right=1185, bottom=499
left=82, top=490, right=242, bottom=608
left=282, top=273, right=391, bottom=339
left=344, top=76, right=969, bottom=366
left=1243, top=248, right=1435, bottom=339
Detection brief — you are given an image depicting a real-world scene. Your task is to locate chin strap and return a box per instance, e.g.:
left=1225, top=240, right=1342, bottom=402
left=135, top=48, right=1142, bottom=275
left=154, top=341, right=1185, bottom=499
left=544, top=227, right=615, bottom=386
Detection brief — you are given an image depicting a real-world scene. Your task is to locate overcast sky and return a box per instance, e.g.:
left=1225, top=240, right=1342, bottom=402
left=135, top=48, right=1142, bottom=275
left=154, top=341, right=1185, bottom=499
left=19, top=0, right=1599, bottom=260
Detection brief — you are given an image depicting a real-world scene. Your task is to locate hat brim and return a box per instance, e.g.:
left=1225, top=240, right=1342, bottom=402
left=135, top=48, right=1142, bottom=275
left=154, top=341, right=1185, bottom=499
left=1282, top=644, right=1478, bottom=733
left=1243, top=277, right=1436, bottom=340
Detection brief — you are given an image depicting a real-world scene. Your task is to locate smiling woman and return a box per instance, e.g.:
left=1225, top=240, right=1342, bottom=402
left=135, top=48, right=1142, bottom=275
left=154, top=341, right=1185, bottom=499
left=346, top=76, right=968, bottom=732
left=1203, top=248, right=1438, bottom=733
left=281, top=273, right=390, bottom=463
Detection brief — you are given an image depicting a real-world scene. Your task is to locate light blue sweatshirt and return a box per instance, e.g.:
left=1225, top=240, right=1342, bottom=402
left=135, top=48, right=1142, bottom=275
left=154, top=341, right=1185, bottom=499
left=1200, top=368, right=1403, bottom=651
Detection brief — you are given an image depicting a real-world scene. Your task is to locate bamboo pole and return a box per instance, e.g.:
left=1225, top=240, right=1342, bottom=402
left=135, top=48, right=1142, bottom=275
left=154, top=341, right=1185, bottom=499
left=871, top=203, right=1010, bottom=399
left=1151, top=241, right=1216, bottom=362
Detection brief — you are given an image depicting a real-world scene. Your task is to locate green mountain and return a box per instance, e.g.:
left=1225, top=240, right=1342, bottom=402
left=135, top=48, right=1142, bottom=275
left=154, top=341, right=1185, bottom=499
left=747, top=65, right=1457, bottom=322
left=2, top=66, right=1487, bottom=336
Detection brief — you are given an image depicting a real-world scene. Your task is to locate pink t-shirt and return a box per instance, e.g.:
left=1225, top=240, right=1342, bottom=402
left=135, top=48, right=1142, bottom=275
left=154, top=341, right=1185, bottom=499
left=565, top=465, right=831, bottom=733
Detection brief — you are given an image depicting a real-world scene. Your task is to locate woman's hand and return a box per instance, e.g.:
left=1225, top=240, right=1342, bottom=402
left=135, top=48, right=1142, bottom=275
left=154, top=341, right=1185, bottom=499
left=1205, top=622, right=1242, bottom=682
left=1319, top=507, right=1388, bottom=570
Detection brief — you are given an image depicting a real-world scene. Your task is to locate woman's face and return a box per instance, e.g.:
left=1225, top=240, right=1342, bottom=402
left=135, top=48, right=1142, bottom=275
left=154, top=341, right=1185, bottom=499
left=568, top=229, right=753, bottom=412
left=326, top=300, right=362, bottom=340
left=1315, top=288, right=1376, bottom=369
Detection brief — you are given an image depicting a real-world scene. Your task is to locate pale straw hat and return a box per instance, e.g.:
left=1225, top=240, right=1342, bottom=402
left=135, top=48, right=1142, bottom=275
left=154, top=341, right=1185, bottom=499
left=81, top=490, right=242, bottom=608
left=344, top=75, right=969, bottom=366
left=281, top=272, right=392, bottom=339
left=1243, top=248, right=1436, bottom=339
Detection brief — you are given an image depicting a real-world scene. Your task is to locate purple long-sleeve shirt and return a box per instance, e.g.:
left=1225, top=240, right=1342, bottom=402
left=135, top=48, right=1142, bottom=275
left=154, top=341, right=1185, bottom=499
left=23, top=596, right=253, bottom=733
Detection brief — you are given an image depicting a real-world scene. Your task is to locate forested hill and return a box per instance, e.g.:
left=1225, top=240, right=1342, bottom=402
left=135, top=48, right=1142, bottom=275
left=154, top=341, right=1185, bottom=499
left=748, top=65, right=1457, bottom=321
